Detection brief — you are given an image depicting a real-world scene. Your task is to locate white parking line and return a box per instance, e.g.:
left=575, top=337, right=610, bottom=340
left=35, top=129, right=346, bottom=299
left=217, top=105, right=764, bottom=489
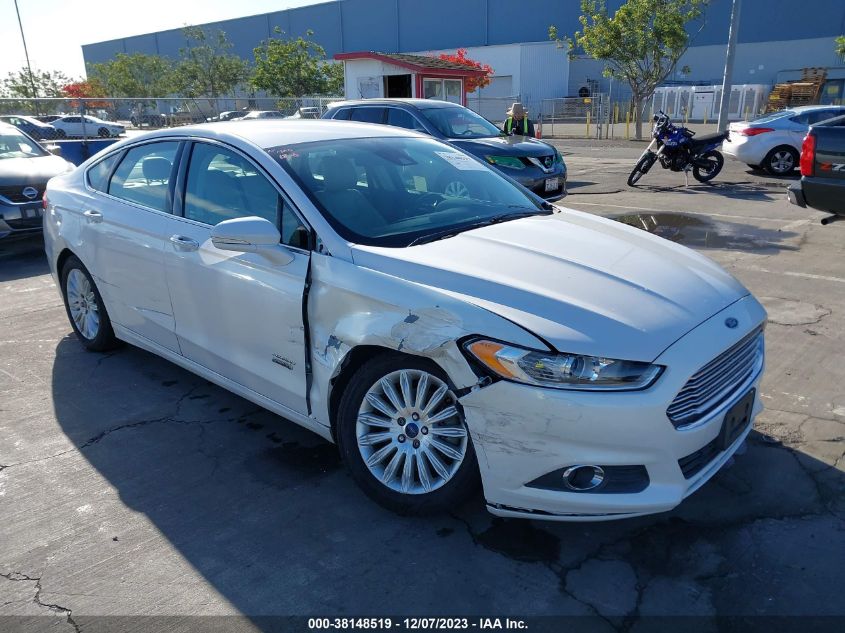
left=743, top=266, right=845, bottom=285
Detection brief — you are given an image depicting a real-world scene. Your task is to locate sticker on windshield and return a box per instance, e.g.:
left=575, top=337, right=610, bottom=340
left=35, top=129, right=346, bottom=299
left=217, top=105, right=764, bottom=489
left=435, top=151, right=487, bottom=171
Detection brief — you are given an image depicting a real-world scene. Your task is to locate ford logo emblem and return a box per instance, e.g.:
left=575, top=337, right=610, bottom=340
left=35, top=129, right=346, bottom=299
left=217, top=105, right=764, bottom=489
left=22, top=186, right=38, bottom=200
left=725, top=317, right=739, bottom=329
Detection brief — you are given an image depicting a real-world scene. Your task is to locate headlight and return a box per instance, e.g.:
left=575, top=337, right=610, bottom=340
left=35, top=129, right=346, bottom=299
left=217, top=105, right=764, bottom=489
left=465, top=339, right=662, bottom=391
left=486, top=155, right=525, bottom=169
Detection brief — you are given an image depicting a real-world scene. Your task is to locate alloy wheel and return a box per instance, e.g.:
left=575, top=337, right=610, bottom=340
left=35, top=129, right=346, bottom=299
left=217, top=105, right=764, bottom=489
left=769, top=150, right=795, bottom=174
left=66, top=269, right=100, bottom=340
left=356, top=369, right=468, bottom=494
left=443, top=181, right=470, bottom=198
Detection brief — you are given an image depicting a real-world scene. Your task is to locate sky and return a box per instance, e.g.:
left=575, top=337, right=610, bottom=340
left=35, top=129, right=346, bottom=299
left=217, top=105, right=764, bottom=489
left=1, top=0, right=320, bottom=80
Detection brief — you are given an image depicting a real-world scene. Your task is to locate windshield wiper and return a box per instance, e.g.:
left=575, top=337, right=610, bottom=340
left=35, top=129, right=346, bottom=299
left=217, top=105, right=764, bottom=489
left=406, top=208, right=551, bottom=247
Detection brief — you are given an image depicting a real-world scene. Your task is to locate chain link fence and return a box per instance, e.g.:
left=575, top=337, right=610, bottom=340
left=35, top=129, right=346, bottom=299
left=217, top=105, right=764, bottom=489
left=0, top=96, right=344, bottom=139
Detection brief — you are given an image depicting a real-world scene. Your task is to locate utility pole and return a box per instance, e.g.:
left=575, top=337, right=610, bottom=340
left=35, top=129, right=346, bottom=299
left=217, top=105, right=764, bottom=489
left=13, top=0, right=39, bottom=99
left=717, top=0, right=741, bottom=131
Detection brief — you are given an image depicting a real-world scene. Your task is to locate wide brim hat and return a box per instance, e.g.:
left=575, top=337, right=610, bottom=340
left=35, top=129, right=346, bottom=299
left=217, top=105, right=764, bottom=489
left=507, top=102, right=527, bottom=117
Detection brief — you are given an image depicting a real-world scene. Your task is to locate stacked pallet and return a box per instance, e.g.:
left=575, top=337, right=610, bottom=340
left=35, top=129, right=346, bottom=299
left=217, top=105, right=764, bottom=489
left=765, top=68, right=828, bottom=112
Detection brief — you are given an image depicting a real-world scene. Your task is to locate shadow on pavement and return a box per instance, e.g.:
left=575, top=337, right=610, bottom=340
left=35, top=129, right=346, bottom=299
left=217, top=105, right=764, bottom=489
left=0, top=235, right=49, bottom=282
left=49, top=336, right=845, bottom=621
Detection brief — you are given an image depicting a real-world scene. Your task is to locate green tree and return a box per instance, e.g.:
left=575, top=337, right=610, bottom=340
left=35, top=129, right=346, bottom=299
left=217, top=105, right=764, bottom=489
left=551, top=0, right=708, bottom=139
left=836, top=35, right=845, bottom=58
left=171, top=26, right=249, bottom=101
left=1, top=67, right=72, bottom=98
left=87, top=53, right=174, bottom=98
left=252, top=28, right=342, bottom=101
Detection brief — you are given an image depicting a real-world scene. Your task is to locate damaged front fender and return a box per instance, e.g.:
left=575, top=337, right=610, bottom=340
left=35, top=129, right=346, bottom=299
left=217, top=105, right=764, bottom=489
left=307, top=253, right=548, bottom=430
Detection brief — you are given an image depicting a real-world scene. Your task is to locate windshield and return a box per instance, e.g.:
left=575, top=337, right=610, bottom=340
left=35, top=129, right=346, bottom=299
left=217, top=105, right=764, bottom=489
left=270, top=136, right=547, bottom=247
left=0, top=130, right=48, bottom=159
left=418, top=106, right=502, bottom=139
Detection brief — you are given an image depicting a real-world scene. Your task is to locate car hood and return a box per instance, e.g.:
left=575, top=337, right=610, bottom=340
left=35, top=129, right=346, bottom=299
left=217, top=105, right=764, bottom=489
left=351, top=209, right=748, bottom=361
left=449, top=136, right=554, bottom=158
left=0, top=154, right=72, bottom=186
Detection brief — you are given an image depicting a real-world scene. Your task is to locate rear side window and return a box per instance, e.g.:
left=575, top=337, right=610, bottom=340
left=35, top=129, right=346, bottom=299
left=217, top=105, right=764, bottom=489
left=87, top=153, right=121, bottom=192
left=330, top=108, right=352, bottom=120
left=108, top=142, right=179, bottom=212
left=350, top=108, right=385, bottom=124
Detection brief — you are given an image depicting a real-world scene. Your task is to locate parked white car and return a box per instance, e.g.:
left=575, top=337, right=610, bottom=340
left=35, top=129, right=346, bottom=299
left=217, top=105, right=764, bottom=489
left=43, top=121, right=766, bottom=520
left=51, top=115, right=125, bottom=139
left=722, top=105, right=845, bottom=175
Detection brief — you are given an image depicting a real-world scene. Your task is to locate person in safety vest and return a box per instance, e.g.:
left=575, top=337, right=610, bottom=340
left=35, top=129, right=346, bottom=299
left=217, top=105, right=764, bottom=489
left=502, top=102, right=535, bottom=137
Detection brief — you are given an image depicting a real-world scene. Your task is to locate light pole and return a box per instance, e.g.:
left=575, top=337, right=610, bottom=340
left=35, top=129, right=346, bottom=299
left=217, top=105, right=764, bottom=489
left=13, top=0, right=39, bottom=100
left=717, top=0, right=742, bottom=131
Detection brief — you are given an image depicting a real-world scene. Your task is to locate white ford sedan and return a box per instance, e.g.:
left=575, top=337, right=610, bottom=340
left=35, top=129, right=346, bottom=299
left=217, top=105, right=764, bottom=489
left=43, top=121, right=766, bottom=520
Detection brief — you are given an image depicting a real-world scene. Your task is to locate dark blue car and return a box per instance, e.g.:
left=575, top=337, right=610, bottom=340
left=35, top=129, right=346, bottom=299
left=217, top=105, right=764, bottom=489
left=0, top=115, right=58, bottom=140
left=322, top=99, right=566, bottom=201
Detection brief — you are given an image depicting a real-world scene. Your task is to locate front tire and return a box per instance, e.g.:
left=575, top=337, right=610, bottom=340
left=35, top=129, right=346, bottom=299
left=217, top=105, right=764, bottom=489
left=336, top=354, right=479, bottom=515
left=627, top=151, right=657, bottom=187
left=60, top=255, right=119, bottom=352
left=692, top=151, right=724, bottom=183
left=97, top=127, right=110, bottom=138
left=763, top=146, right=798, bottom=176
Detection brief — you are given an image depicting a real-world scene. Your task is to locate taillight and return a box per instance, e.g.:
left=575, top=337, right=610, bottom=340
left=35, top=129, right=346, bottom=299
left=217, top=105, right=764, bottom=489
left=800, top=134, right=816, bottom=177
left=741, top=127, right=774, bottom=136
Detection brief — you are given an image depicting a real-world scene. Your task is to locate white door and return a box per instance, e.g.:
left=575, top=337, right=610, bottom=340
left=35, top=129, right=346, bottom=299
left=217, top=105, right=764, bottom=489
left=692, top=92, right=712, bottom=120
left=76, top=140, right=183, bottom=351
left=164, top=141, right=311, bottom=413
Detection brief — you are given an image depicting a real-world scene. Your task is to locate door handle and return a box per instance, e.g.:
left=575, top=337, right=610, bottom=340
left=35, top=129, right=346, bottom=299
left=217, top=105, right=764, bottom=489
left=169, top=234, right=199, bottom=252
left=82, top=209, right=103, bottom=223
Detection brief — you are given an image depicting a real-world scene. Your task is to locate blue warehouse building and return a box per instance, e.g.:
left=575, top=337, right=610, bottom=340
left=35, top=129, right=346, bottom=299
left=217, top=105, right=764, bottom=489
left=83, top=0, right=845, bottom=115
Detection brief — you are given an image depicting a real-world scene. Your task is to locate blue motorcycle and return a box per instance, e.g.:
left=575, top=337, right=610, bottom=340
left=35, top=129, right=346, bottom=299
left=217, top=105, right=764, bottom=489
left=628, top=111, right=729, bottom=186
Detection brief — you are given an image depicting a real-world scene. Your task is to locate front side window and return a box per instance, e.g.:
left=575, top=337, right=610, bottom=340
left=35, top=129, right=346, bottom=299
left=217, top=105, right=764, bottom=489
left=350, top=108, right=385, bottom=124
left=386, top=108, right=427, bottom=133
left=270, top=136, right=545, bottom=248
left=184, top=143, right=280, bottom=226
left=418, top=106, right=501, bottom=139
left=108, top=142, right=179, bottom=212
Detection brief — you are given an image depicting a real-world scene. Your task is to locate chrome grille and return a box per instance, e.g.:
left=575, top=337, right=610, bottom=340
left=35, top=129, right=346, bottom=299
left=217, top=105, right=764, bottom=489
left=0, top=183, right=46, bottom=204
left=667, top=328, right=764, bottom=428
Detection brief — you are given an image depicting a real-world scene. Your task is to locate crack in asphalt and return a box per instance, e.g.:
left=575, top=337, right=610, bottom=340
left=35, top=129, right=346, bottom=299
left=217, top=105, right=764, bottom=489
left=1, top=572, right=81, bottom=632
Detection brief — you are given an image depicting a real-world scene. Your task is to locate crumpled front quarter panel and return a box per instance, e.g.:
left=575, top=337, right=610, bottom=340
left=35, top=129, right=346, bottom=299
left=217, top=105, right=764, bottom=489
left=307, top=253, right=548, bottom=428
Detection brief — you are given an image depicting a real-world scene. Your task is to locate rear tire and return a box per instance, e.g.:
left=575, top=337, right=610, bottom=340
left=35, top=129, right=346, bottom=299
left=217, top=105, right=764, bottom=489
left=763, top=146, right=798, bottom=176
left=97, top=127, right=110, bottom=138
left=627, top=152, right=657, bottom=187
left=60, top=255, right=119, bottom=352
left=692, top=151, right=724, bottom=183
left=336, top=353, right=479, bottom=515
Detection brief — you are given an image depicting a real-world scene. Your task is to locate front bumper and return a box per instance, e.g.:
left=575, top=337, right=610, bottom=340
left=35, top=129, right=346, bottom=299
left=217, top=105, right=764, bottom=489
left=0, top=202, right=44, bottom=238
left=459, top=295, right=766, bottom=521
left=497, top=165, right=567, bottom=200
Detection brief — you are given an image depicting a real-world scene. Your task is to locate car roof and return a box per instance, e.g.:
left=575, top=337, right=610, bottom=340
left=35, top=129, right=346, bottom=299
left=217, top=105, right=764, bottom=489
left=327, top=98, right=462, bottom=110
left=789, top=105, right=845, bottom=113
left=128, top=119, right=424, bottom=148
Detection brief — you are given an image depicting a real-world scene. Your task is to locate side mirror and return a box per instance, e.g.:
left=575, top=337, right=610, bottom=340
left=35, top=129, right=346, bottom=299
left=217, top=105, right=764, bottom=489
left=211, top=216, right=294, bottom=265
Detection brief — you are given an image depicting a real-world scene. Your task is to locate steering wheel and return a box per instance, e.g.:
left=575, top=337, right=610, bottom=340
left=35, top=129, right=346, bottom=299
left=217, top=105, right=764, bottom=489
left=413, top=192, right=444, bottom=210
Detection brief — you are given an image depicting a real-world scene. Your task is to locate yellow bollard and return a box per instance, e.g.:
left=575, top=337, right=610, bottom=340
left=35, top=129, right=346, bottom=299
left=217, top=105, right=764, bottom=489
left=586, top=111, right=591, bottom=137
left=744, top=105, right=750, bottom=121
left=625, top=109, right=630, bottom=140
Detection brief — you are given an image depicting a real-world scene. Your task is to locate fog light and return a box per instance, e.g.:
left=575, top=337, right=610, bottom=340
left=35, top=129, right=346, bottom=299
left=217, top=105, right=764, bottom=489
left=562, top=465, right=605, bottom=491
